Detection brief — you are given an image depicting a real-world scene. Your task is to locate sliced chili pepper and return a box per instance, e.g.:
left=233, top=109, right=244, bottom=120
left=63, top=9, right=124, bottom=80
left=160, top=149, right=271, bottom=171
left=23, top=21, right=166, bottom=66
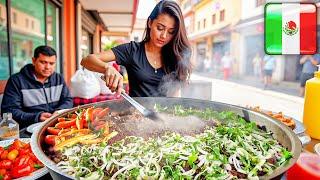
left=10, top=164, right=34, bottom=178
left=0, top=148, right=5, bottom=160
left=7, top=139, right=25, bottom=153
left=0, top=169, right=6, bottom=176
left=58, top=129, right=70, bottom=136
left=44, top=135, right=56, bottom=145
left=76, top=117, right=84, bottom=130
left=93, top=120, right=105, bottom=126
left=0, top=160, right=12, bottom=169
left=55, top=119, right=76, bottom=129
left=2, top=173, right=11, bottom=180
left=47, top=127, right=61, bottom=135
left=69, top=114, right=77, bottom=119
left=57, top=118, right=65, bottom=122
left=94, top=124, right=105, bottom=130
left=85, top=107, right=94, bottom=122
left=54, top=134, right=96, bottom=151
left=0, top=148, right=4, bottom=157
left=18, top=148, right=31, bottom=156
left=28, top=152, right=40, bottom=164
left=94, top=122, right=109, bottom=135
left=13, top=155, right=31, bottom=168
left=58, top=129, right=90, bottom=138
left=96, top=108, right=109, bottom=119
left=91, top=108, right=103, bottom=121
left=0, top=151, right=8, bottom=160
left=83, top=120, right=88, bottom=128
left=22, top=143, right=31, bottom=149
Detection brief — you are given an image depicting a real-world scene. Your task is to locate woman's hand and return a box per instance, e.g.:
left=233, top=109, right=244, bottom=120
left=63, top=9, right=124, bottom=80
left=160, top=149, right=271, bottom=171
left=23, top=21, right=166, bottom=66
left=104, top=65, right=123, bottom=95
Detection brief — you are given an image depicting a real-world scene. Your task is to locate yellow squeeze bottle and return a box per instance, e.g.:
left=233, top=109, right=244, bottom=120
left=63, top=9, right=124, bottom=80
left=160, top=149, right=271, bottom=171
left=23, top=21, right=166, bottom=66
left=303, top=65, right=320, bottom=139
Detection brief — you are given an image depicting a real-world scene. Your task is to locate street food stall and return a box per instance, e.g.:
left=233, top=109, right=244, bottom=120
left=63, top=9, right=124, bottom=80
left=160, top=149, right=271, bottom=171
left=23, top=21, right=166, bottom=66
left=0, top=95, right=318, bottom=179
left=25, top=97, right=308, bottom=179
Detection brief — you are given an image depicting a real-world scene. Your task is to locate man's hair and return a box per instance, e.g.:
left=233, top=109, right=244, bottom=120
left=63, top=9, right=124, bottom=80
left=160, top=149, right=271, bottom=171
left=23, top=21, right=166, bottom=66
left=33, top=45, right=56, bottom=58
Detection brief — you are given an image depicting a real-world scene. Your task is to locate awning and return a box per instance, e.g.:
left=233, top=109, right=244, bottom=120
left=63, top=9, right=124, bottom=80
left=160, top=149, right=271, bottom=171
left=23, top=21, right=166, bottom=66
left=188, top=24, right=230, bottom=41
left=79, top=0, right=139, bottom=34
left=233, top=15, right=264, bottom=30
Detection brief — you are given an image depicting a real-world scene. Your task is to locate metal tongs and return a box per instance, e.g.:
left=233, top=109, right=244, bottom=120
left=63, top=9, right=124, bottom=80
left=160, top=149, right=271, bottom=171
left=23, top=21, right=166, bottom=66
left=101, top=76, right=162, bottom=121
left=121, top=93, right=162, bottom=121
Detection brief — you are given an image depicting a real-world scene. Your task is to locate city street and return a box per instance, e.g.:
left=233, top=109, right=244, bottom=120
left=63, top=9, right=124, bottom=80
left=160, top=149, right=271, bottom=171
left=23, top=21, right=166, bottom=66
left=191, top=73, right=304, bottom=121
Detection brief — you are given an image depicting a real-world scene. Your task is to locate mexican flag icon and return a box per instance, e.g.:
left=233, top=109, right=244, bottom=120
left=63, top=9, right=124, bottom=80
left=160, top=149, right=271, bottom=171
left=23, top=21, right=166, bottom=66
left=265, top=3, right=317, bottom=54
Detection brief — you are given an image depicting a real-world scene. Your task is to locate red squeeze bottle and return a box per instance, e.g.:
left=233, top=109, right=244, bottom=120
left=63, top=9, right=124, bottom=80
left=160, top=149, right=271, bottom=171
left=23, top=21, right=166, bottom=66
left=287, top=153, right=320, bottom=180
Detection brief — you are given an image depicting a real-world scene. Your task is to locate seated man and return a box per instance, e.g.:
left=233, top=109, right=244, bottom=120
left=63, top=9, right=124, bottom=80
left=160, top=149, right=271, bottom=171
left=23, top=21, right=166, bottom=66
left=1, top=46, right=73, bottom=128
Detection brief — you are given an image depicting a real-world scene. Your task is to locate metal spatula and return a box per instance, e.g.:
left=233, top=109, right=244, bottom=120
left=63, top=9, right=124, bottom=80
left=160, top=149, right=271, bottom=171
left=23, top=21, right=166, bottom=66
left=120, top=92, right=162, bottom=121
left=100, top=76, right=162, bottom=121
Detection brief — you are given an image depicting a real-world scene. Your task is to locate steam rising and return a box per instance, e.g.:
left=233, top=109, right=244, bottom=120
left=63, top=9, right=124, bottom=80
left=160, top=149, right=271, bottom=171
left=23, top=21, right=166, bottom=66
left=158, top=72, right=183, bottom=97
left=158, top=49, right=192, bottom=97
left=121, top=112, right=208, bottom=137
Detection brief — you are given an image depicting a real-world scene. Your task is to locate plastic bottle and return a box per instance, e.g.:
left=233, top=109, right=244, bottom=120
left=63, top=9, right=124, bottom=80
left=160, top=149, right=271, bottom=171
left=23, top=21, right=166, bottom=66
left=0, top=113, right=19, bottom=140
left=303, top=65, right=320, bottom=139
left=287, top=152, right=320, bottom=179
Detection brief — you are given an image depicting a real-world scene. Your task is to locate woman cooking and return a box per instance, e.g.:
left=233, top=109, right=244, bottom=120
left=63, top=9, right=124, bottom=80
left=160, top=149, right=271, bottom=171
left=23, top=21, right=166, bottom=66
left=81, top=0, right=192, bottom=97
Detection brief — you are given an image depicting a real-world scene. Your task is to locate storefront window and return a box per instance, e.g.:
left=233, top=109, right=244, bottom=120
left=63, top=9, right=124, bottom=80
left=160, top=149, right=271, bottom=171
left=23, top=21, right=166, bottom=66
left=46, top=1, right=60, bottom=72
left=11, top=0, right=45, bottom=73
left=81, top=28, right=93, bottom=59
left=212, top=14, right=216, bottom=25
left=220, top=10, right=225, bottom=22
left=0, top=0, right=9, bottom=80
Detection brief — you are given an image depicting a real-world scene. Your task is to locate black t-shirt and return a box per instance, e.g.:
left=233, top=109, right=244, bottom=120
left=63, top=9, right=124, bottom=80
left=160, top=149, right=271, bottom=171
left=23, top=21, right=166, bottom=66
left=111, top=41, right=166, bottom=97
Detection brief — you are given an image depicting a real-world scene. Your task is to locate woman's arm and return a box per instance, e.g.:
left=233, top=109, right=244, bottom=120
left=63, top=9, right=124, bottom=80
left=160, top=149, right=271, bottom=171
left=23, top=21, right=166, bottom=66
left=80, top=50, right=116, bottom=73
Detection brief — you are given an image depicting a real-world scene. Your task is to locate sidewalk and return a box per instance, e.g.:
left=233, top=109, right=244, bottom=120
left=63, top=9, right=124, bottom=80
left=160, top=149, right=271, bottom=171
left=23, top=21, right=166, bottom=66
left=195, top=72, right=301, bottom=97
left=230, top=76, right=301, bottom=97
left=190, top=73, right=304, bottom=120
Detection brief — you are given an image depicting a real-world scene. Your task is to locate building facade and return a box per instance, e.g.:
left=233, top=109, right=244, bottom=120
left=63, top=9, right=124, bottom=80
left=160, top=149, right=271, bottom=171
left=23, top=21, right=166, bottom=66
left=234, top=0, right=319, bottom=82
left=179, top=0, right=320, bottom=83
left=234, top=0, right=287, bottom=82
left=179, top=0, right=241, bottom=73
left=0, top=0, right=106, bottom=93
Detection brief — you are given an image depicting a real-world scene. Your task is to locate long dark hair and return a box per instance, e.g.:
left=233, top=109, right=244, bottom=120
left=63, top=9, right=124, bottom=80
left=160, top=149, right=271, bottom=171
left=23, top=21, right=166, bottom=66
left=142, top=0, right=192, bottom=82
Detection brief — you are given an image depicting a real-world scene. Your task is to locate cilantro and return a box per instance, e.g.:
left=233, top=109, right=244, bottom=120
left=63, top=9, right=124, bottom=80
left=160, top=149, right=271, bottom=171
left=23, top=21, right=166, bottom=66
left=188, top=151, right=198, bottom=166
left=129, top=168, right=140, bottom=178
left=34, top=164, right=43, bottom=169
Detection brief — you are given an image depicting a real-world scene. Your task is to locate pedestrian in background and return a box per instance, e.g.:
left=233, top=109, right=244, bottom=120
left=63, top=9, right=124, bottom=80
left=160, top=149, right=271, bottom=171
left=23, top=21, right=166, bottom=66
left=212, top=52, right=221, bottom=77
left=221, top=51, right=233, bottom=80
left=299, top=54, right=320, bottom=96
left=262, top=55, right=276, bottom=89
left=252, top=52, right=262, bottom=78
left=203, top=56, right=211, bottom=73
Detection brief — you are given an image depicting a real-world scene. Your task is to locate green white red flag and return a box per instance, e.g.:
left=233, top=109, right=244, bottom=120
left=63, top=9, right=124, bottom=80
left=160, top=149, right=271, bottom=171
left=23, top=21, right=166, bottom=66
left=265, top=3, right=317, bottom=54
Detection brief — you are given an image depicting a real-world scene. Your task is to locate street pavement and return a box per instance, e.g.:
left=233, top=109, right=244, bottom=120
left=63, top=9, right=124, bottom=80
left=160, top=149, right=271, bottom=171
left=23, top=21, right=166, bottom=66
left=196, top=71, right=301, bottom=97
left=190, top=73, right=304, bottom=121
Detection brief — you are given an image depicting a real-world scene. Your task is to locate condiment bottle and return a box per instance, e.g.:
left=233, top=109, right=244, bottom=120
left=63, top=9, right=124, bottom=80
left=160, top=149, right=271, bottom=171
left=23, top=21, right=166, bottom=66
left=287, top=152, right=320, bottom=179
left=303, top=65, right=320, bottom=139
left=0, top=113, right=19, bottom=140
